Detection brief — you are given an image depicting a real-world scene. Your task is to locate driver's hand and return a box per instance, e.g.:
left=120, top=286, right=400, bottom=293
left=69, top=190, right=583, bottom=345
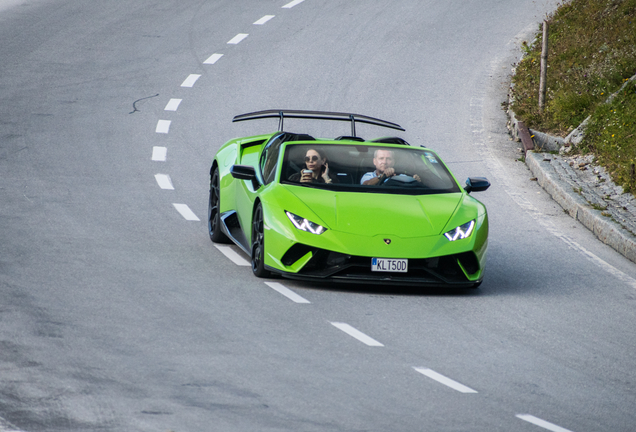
left=413, top=174, right=421, bottom=182
left=384, top=167, right=395, bottom=177
left=300, top=172, right=312, bottom=183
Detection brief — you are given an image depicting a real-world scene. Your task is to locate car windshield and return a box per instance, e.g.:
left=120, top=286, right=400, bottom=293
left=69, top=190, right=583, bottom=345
left=280, top=143, right=460, bottom=195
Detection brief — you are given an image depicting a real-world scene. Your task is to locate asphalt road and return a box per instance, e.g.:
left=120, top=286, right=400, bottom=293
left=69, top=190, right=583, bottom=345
left=1, top=1, right=635, bottom=431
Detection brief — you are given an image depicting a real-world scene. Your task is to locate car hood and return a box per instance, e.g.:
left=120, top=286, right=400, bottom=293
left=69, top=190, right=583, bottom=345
left=286, top=187, right=463, bottom=237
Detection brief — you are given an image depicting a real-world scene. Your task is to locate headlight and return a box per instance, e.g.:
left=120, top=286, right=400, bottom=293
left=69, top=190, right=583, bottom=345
left=444, top=220, right=475, bottom=241
left=286, top=211, right=327, bottom=235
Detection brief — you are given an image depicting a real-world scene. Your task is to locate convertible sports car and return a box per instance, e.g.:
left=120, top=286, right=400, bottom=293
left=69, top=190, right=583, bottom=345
left=208, top=110, right=490, bottom=287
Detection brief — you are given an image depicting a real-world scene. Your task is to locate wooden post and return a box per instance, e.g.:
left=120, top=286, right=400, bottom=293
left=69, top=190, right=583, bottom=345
left=539, top=20, right=549, bottom=112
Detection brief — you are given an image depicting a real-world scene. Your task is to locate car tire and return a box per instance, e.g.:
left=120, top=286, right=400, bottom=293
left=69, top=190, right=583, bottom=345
left=251, top=202, right=271, bottom=278
left=208, top=167, right=229, bottom=243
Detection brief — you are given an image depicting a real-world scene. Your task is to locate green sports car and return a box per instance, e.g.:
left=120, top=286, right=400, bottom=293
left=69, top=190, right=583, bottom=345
left=208, top=110, right=490, bottom=287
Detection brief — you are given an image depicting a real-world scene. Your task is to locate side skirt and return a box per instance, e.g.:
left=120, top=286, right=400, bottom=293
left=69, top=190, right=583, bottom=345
left=220, top=211, right=250, bottom=256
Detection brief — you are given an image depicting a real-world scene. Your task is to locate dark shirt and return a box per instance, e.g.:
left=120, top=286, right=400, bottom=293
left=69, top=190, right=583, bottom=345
left=289, top=171, right=335, bottom=183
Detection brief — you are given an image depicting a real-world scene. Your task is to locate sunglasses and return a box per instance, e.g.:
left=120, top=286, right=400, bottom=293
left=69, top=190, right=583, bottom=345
left=305, top=156, right=320, bottom=162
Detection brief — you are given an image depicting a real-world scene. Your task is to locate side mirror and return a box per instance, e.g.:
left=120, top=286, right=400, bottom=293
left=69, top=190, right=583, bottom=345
left=464, top=177, right=490, bottom=194
left=230, top=165, right=260, bottom=190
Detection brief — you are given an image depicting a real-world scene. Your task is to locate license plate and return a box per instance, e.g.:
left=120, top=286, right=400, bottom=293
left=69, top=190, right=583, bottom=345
left=371, top=258, right=408, bottom=273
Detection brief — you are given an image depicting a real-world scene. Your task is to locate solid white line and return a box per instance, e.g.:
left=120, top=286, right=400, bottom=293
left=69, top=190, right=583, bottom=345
left=173, top=204, right=200, bottom=221
left=470, top=96, right=636, bottom=290
left=0, top=414, right=26, bottom=432
left=164, top=98, right=182, bottom=111
left=227, top=33, right=248, bottom=44
left=151, top=146, right=167, bottom=161
left=203, top=53, right=223, bottom=65
left=516, top=415, right=575, bottom=432
left=265, top=282, right=310, bottom=303
left=214, top=245, right=251, bottom=266
left=181, top=74, right=201, bottom=87
left=155, top=120, right=171, bottom=133
left=254, top=15, right=275, bottom=25
left=413, top=367, right=478, bottom=393
left=282, top=0, right=305, bottom=8
left=330, top=322, right=384, bottom=346
left=155, top=174, right=174, bottom=190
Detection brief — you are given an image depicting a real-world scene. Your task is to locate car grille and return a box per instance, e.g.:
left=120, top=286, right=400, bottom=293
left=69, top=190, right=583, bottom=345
left=280, top=244, right=480, bottom=285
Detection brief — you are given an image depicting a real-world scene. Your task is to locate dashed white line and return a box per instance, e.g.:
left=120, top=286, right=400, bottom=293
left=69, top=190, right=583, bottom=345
left=214, top=245, right=251, bottom=266
left=181, top=74, right=201, bottom=88
left=155, top=119, right=171, bottom=133
left=203, top=53, right=224, bottom=65
left=0, top=415, right=25, bottom=432
left=413, top=367, right=478, bottom=394
left=155, top=174, right=174, bottom=190
left=173, top=204, right=200, bottom=221
left=516, top=415, right=575, bottom=432
left=265, top=282, right=310, bottom=303
left=227, top=33, right=249, bottom=44
left=151, top=146, right=167, bottom=161
left=330, top=322, right=384, bottom=347
left=282, top=0, right=305, bottom=8
left=254, top=15, right=275, bottom=25
left=164, top=98, right=182, bottom=111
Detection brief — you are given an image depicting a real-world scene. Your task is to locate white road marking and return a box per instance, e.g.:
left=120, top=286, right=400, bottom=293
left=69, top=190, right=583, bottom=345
left=330, top=322, right=384, bottom=346
left=155, top=174, right=174, bottom=190
left=155, top=119, right=171, bottom=133
left=265, top=282, right=310, bottom=303
left=173, top=204, right=200, bottom=221
left=214, top=245, right=251, bottom=266
left=227, top=33, right=249, bottom=45
left=413, top=367, right=478, bottom=393
left=164, top=98, right=182, bottom=111
left=542, top=221, right=636, bottom=289
left=516, top=414, right=575, bottom=432
left=282, top=0, right=305, bottom=8
left=181, top=74, right=201, bottom=87
left=471, top=91, right=636, bottom=290
left=0, top=0, right=26, bottom=14
left=0, top=414, right=25, bottom=432
left=151, top=146, right=167, bottom=161
left=254, top=15, right=275, bottom=25
left=203, top=53, right=224, bottom=65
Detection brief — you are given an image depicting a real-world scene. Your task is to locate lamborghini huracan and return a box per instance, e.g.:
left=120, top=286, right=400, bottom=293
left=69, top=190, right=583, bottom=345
left=208, top=110, right=490, bottom=287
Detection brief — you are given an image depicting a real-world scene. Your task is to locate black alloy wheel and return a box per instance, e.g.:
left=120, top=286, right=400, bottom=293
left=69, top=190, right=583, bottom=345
left=251, top=203, right=270, bottom=278
left=208, top=168, right=229, bottom=243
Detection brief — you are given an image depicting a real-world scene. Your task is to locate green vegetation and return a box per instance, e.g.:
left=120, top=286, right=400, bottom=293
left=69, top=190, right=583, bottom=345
left=510, top=0, right=636, bottom=190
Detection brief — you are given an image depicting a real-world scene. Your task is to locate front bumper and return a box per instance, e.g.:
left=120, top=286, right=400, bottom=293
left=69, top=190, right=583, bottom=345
left=266, top=244, right=484, bottom=287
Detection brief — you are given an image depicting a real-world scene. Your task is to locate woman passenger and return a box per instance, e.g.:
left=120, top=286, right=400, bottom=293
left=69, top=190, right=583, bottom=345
left=289, top=148, right=334, bottom=184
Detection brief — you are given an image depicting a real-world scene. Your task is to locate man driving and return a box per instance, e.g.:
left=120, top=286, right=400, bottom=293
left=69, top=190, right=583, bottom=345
left=361, top=149, right=421, bottom=185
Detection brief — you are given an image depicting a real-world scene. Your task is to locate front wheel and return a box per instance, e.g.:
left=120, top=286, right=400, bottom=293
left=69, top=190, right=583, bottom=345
left=251, top=203, right=270, bottom=278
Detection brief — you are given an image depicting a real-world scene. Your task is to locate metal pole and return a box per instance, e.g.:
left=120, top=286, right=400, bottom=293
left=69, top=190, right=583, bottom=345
left=539, top=20, right=549, bottom=112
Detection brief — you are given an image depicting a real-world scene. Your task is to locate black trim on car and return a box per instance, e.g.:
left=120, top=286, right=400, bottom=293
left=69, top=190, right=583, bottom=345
left=232, top=109, right=404, bottom=137
left=273, top=244, right=482, bottom=287
left=220, top=211, right=250, bottom=255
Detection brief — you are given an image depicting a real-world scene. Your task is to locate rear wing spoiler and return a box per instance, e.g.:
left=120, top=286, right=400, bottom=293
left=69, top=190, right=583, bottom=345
left=232, top=109, right=405, bottom=137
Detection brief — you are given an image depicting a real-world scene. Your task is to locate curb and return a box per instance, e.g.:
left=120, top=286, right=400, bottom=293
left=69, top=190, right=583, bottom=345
left=507, top=117, right=636, bottom=264
left=525, top=152, right=636, bottom=263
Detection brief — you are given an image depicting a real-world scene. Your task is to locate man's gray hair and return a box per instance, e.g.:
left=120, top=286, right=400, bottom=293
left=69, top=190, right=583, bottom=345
left=374, top=148, right=394, bottom=158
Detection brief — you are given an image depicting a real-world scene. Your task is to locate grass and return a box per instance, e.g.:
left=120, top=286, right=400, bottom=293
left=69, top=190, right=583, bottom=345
left=510, top=0, right=636, bottom=190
